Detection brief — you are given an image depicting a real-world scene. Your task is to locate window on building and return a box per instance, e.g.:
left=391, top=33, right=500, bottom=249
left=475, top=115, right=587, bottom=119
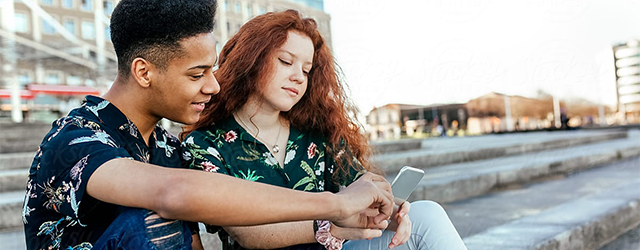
left=67, top=76, right=82, bottom=86
left=62, top=0, right=73, bottom=8
left=81, top=21, right=95, bottom=40
left=104, top=26, right=111, bottom=41
left=234, top=2, right=241, bottom=13
left=42, top=20, right=56, bottom=34
left=45, top=72, right=61, bottom=85
left=224, top=0, right=229, bottom=11
left=85, top=79, right=95, bottom=87
left=64, top=19, right=75, bottom=35
left=81, top=0, right=93, bottom=11
left=226, top=21, right=230, bottom=33
left=17, top=72, right=32, bottom=87
left=246, top=5, right=252, bottom=15
left=14, top=13, right=28, bottom=33
left=104, top=0, right=114, bottom=15
left=41, top=0, right=53, bottom=5
left=258, top=6, right=265, bottom=14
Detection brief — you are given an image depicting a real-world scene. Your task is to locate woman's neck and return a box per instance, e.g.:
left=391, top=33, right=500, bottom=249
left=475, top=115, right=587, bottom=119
left=234, top=99, right=283, bottom=131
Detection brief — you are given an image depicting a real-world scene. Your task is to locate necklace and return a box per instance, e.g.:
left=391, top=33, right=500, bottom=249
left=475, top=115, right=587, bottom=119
left=234, top=114, right=282, bottom=154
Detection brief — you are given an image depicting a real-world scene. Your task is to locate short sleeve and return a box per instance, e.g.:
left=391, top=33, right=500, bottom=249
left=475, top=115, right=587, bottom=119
left=181, top=130, right=230, bottom=176
left=36, top=121, right=130, bottom=221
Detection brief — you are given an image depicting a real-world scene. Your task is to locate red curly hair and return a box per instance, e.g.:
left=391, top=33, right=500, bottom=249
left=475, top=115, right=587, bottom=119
left=182, top=10, right=377, bottom=182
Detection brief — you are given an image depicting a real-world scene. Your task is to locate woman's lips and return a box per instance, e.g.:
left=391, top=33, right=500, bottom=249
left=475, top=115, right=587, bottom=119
left=283, top=87, right=299, bottom=96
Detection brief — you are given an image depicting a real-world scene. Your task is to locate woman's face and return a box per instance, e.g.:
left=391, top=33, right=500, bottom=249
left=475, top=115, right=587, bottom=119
left=258, top=30, right=314, bottom=113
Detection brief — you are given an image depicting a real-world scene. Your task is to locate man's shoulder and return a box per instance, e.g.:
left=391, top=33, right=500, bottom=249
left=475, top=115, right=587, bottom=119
left=41, top=112, right=118, bottom=151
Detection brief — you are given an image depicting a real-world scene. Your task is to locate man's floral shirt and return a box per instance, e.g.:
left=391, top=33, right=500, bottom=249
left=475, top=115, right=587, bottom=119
left=22, top=95, right=182, bottom=250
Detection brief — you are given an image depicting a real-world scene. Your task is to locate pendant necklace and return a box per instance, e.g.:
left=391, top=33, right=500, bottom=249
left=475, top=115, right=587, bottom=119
left=235, top=114, right=282, bottom=154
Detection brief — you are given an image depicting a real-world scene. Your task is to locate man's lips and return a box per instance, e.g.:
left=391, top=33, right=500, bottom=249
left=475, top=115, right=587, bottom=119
left=191, top=99, right=210, bottom=111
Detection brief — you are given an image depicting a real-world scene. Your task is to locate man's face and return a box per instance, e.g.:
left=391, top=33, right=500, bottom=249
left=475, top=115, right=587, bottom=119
left=148, top=32, right=219, bottom=125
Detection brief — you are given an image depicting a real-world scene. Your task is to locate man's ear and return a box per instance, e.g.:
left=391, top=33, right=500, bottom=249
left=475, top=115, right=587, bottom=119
left=131, top=58, right=153, bottom=88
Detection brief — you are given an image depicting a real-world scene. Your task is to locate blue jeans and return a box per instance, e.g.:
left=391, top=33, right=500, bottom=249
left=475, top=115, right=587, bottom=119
left=343, top=201, right=467, bottom=250
left=93, top=208, right=193, bottom=250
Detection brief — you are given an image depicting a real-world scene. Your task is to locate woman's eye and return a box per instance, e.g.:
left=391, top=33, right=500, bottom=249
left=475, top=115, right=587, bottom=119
left=191, top=75, right=204, bottom=79
left=279, top=58, right=292, bottom=65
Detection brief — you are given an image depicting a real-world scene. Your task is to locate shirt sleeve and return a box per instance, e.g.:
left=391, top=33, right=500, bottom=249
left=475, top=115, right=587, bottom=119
left=180, top=130, right=230, bottom=176
left=36, top=120, right=130, bottom=222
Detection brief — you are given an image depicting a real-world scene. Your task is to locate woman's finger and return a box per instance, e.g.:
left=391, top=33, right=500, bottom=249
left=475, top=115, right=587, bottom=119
left=398, top=201, right=411, bottom=217
left=389, top=214, right=411, bottom=249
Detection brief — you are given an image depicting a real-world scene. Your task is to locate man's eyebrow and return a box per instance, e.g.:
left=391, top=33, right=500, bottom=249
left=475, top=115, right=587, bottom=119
left=188, top=65, right=213, bottom=70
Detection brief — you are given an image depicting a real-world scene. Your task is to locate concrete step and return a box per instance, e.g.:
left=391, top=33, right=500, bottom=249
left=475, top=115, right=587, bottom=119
left=370, top=139, right=422, bottom=154
left=599, top=224, right=640, bottom=250
left=0, top=139, right=43, bottom=154
left=375, top=130, right=628, bottom=174
left=0, top=152, right=35, bottom=171
left=0, top=191, right=23, bottom=232
left=400, top=134, right=640, bottom=204
left=0, top=169, right=27, bottom=193
left=450, top=158, right=640, bottom=249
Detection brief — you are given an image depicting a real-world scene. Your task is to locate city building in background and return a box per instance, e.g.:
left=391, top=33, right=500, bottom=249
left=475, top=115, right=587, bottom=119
left=0, top=0, right=331, bottom=123
left=613, top=39, right=640, bottom=124
left=366, top=92, right=614, bottom=141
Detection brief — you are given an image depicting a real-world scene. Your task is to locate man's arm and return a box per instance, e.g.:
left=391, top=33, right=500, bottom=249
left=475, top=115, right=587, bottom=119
left=86, top=158, right=393, bottom=227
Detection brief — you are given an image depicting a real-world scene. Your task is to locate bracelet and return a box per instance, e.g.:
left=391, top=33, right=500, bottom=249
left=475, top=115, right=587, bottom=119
left=314, top=220, right=345, bottom=250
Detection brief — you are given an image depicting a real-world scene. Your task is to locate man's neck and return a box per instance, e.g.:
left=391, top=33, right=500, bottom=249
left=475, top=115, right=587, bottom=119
left=102, top=76, right=160, bottom=146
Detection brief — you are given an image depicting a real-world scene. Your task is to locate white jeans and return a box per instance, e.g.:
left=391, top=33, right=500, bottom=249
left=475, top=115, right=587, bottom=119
left=342, top=201, right=467, bottom=250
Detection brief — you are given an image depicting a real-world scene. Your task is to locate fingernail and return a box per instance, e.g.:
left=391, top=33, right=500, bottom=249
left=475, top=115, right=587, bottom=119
left=388, top=244, right=394, bottom=249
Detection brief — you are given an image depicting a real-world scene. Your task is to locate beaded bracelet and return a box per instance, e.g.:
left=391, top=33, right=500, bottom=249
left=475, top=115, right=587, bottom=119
left=314, top=220, right=345, bottom=250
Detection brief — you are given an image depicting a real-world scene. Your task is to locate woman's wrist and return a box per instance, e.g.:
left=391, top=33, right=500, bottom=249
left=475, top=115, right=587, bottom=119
left=315, top=220, right=345, bottom=250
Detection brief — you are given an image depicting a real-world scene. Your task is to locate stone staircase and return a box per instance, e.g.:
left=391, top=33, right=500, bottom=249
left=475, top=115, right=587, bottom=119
left=1, top=123, right=638, bottom=250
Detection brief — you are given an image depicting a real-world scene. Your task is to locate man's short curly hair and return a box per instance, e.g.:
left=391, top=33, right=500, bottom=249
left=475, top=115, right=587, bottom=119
left=110, top=0, right=217, bottom=76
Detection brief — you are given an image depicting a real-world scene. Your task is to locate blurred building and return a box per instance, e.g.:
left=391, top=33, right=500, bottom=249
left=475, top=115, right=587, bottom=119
left=612, top=39, right=640, bottom=123
left=208, top=0, right=331, bottom=60
left=0, top=0, right=331, bottom=123
left=366, top=103, right=467, bottom=140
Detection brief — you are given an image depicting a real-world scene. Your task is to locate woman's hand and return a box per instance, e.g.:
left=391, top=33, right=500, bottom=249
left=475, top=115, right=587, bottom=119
left=329, top=221, right=385, bottom=240
left=387, top=201, right=412, bottom=249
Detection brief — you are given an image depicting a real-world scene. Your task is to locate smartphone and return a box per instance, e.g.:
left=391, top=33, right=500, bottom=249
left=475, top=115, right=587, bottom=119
left=390, top=166, right=425, bottom=203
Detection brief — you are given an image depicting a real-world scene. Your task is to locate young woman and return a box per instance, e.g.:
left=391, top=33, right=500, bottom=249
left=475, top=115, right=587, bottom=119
left=181, top=10, right=467, bottom=250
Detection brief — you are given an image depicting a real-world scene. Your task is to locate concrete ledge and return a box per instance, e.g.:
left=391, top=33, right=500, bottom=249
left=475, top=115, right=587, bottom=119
left=375, top=131, right=628, bottom=173
left=410, top=144, right=640, bottom=204
left=0, top=153, right=35, bottom=171
left=0, top=170, right=28, bottom=193
left=463, top=181, right=640, bottom=250
left=0, top=191, right=24, bottom=231
left=370, top=139, right=423, bottom=154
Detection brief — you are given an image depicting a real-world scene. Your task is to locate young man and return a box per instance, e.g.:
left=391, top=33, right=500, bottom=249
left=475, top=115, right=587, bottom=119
left=22, top=1, right=393, bottom=249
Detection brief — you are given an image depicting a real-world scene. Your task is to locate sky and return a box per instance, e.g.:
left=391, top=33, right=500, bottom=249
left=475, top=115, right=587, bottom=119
left=323, top=0, right=640, bottom=115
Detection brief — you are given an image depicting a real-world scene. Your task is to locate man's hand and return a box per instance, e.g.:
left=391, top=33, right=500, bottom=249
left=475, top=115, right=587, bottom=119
left=331, top=172, right=394, bottom=229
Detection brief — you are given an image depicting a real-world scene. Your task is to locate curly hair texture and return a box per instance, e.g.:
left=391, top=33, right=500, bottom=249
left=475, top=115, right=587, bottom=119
left=182, top=10, right=377, bottom=183
left=110, top=0, right=217, bottom=76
